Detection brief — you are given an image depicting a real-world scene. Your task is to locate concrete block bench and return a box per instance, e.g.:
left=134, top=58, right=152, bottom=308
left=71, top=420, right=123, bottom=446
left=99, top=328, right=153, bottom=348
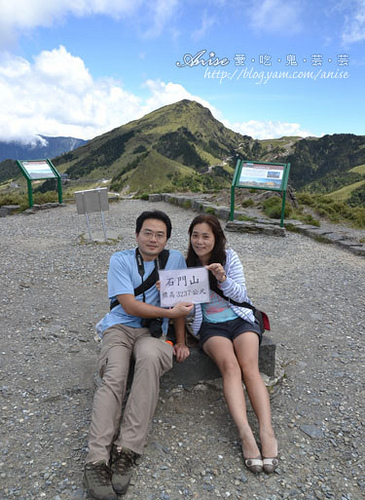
left=161, top=334, right=276, bottom=389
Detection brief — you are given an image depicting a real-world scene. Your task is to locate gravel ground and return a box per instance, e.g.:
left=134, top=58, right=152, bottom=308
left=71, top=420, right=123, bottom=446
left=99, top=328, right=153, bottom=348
left=1, top=199, right=364, bottom=500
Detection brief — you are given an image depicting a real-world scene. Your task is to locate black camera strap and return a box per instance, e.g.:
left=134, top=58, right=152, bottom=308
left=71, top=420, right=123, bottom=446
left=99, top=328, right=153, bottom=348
left=110, top=248, right=169, bottom=310
left=209, top=277, right=257, bottom=312
left=209, top=278, right=271, bottom=332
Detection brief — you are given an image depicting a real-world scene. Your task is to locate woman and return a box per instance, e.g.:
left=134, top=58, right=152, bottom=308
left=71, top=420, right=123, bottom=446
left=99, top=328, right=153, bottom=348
left=187, top=214, right=278, bottom=474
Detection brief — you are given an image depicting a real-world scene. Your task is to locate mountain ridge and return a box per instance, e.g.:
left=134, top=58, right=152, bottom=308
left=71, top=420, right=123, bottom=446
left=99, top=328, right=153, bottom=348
left=0, top=135, right=87, bottom=163
left=1, top=100, right=364, bottom=207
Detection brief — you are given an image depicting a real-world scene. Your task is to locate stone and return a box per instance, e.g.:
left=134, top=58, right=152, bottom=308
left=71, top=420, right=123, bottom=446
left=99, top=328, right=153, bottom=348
left=225, top=220, right=285, bottom=237
left=0, top=205, right=20, bottom=216
left=161, top=335, right=276, bottom=389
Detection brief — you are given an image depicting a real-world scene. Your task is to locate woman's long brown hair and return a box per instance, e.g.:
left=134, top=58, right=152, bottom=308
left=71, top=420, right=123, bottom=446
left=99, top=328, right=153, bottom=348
left=186, top=214, right=227, bottom=269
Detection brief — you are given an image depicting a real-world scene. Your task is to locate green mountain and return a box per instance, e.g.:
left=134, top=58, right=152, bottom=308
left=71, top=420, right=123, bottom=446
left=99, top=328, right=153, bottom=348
left=52, top=100, right=258, bottom=193
left=285, top=134, right=365, bottom=189
left=1, top=100, right=364, bottom=207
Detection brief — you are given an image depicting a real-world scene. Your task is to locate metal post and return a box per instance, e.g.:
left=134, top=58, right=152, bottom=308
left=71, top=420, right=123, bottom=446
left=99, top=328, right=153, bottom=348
left=230, top=185, right=235, bottom=221
left=280, top=190, right=287, bottom=227
left=27, top=179, right=33, bottom=208
left=85, top=213, right=93, bottom=240
left=100, top=210, right=107, bottom=242
left=230, top=158, right=241, bottom=221
left=81, top=193, right=93, bottom=240
left=97, top=189, right=108, bottom=242
left=57, top=176, right=63, bottom=204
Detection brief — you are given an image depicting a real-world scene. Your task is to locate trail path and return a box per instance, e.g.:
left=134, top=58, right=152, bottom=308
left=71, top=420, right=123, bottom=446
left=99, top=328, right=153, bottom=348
left=1, top=199, right=364, bottom=500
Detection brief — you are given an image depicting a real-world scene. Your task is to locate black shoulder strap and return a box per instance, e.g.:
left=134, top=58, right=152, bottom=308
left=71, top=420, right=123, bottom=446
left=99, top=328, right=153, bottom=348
left=209, top=278, right=256, bottom=312
left=133, top=249, right=169, bottom=297
left=110, top=249, right=169, bottom=310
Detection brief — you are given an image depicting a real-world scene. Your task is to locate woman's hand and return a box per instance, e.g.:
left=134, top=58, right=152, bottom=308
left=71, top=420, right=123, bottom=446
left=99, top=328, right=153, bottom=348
left=205, top=263, right=227, bottom=283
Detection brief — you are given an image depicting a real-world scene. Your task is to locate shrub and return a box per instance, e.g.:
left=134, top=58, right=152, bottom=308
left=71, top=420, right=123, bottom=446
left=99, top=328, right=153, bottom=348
left=183, top=199, right=192, bottom=209
left=295, top=192, right=365, bottom=228
left=241, top=199, right=254, bottom=208
left=204, top=206, right=216, bottom=215
left=299, top=214, right=320, bottom=226
left=262, top=196, right=291, bottom=219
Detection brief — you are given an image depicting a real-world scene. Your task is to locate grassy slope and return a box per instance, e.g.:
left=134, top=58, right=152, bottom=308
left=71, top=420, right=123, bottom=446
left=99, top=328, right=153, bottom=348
left=324, top=164, right=365, bottom=201
left=326, top=180, right=365, bottom=201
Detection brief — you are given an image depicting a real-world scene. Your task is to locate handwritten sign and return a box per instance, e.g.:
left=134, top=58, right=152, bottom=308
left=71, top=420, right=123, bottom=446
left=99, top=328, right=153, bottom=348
left=159, top=267, right=210, bottom=307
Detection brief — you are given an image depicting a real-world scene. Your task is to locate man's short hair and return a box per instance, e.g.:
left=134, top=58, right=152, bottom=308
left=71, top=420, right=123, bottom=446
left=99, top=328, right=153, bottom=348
left=135, top=210, right=172, bottom=239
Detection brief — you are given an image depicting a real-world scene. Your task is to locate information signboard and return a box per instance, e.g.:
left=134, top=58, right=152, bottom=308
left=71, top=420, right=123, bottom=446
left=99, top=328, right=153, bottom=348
left=16, top=158, right=62, bottom=208
left=230, top=159, right=290, bottom=227
left=238, top=162, right=285, bottom=189
left=20, top=160, right=57, bottom=180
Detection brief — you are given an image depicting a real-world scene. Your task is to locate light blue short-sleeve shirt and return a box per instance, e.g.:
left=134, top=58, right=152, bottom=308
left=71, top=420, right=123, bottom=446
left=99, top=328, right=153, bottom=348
left=96, top=248, right=186, bottom=336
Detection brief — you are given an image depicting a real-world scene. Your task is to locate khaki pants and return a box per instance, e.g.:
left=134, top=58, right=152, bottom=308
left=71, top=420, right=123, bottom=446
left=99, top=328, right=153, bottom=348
left=86, top=324, right=173, bottom=462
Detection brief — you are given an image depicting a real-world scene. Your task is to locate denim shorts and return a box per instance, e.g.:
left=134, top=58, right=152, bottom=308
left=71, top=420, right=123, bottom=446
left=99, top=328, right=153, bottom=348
left=199, top=316, right=262, bottom=347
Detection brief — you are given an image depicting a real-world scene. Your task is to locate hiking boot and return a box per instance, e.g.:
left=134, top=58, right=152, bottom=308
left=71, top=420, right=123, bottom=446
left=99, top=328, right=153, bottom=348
left=111, top=446, right=138, bottom=496
left=84, top=461, right=117, bottom=500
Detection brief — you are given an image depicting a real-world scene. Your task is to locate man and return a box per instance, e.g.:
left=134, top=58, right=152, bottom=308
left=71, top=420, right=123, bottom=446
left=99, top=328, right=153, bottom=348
left=84, top=210, right=193, bottom=500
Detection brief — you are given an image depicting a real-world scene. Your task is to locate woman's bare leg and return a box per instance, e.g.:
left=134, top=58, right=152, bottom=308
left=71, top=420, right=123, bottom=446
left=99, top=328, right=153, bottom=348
left=233, top=332, right=277, bottom=458
left=203, top=336, right=260, bottom=459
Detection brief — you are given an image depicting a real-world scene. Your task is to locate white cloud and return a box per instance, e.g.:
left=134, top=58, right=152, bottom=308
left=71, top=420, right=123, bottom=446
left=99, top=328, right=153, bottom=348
left=0, top=46, right=221, bottom=142
left=191, top=10, right=218, bottom=42
left=34, top=46, right=93, bottom=93
left=0, top=46, right=143, bottom=141
left=142, top=0, right=180, bottom=38
left=0, top=0, right=175, bottom=49
left=141, top=79, right=219, bottom=115
left=0, top=46, right=313, bottom=143
left=248, top=0, right=303, bottom=34
left=225, top=118, right=313, bottom=140
left=341, top=0, right=365, bottom=44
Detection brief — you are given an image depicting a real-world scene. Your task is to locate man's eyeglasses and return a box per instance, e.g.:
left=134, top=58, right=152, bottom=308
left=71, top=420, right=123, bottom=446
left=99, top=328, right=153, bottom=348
left=140, top=230, right=166, bottom=241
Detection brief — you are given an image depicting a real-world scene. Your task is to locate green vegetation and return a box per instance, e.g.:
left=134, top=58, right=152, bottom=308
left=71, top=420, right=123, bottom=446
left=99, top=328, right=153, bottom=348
left=326, top=179, right=365, bottom=202
left=286, top=134, right=365, bottom=192
left=305, top=171, right=364, bottom=195
left=1, top=100, right=364, bottom=227
left=262, top=196, right=292, bottom=220
left=237, top=214, right=255, bottom=221
left=296, top=193, right=365, bottom=228
left=0, top=190, right=58, bottom=211
left=347, top=184, right=365, bottom=207
left=0, top=160, right=18, bottom=183
left=66, top=131, right=135, bottom=179
left=204, top=206, right=216, bottom=215
left=47, top=100, right=254, bottom=195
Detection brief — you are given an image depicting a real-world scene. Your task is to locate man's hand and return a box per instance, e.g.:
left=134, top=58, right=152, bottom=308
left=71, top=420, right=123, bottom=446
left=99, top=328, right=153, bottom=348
left=173, top=343, right=190, bottom=363
left=169, top=302, right=194, bottom=318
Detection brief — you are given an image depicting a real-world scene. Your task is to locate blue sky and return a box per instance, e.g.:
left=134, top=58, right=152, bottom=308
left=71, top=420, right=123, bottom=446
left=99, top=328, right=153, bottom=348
left=0, top=0, right=364, bottom=144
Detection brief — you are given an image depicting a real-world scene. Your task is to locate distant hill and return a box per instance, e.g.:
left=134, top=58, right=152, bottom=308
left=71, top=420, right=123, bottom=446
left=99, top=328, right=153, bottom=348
left=0, top=135, right=87, bottom=183
left=51, top=100, right=311, bottom=193
left=0, top=135, right=87, bottom=163
left=283, top=134, right=365, bottom=207
left=51, top=100, right=259, bottom=193
left=1, top=101, right=364, bottom=206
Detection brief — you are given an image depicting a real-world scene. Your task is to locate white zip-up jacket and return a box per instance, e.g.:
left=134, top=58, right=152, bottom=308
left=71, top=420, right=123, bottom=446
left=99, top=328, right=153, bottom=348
left=190, top=248, right=256, bottom=336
